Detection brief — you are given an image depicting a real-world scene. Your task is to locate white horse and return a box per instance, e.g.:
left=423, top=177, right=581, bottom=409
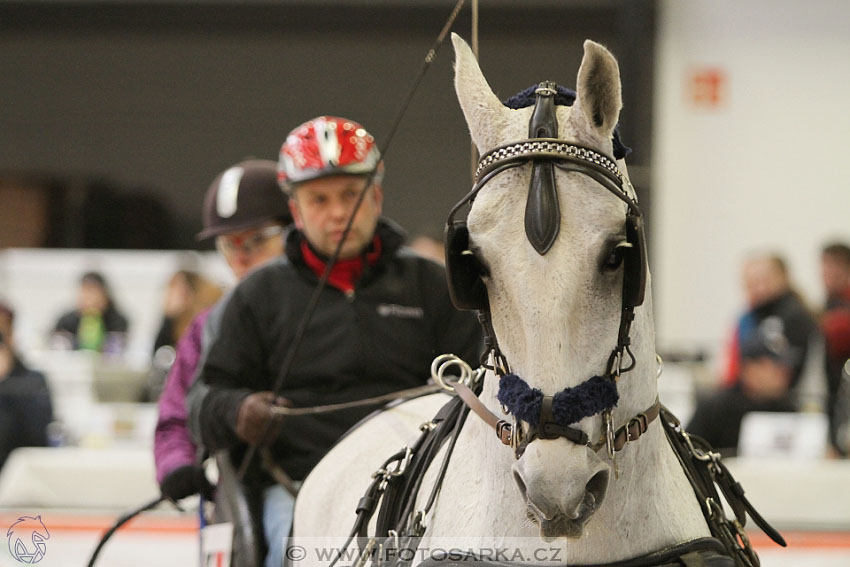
left=293, top=34, right=738, bottom=566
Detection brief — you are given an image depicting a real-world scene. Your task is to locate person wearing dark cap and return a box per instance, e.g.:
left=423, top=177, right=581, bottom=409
left=52, top=271, right=129, bottom=353
left=687, top=327, right=800, bottom=454
left=0, top=301, right=54, bottom=471
left=192, top=117, right=482, bottom=567
left=154, top=159, right=291, bottom=504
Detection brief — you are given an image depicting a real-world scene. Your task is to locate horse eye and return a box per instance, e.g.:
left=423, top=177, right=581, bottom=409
left=602, top=242, right=631, bottom=271
left=467, top=249, right=490, bottom=279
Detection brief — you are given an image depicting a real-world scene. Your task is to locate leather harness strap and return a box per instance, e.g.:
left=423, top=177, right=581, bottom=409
left=414, top=537, right=734, bottom=567
left=660, top=406, right=786, bottom=567
left=454, top=381, right=513, bottom=445
left=611, top=399, right=661, bottom=451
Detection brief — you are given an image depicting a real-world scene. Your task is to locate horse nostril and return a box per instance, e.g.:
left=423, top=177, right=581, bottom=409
left=585, top=470, right=609, bottom=508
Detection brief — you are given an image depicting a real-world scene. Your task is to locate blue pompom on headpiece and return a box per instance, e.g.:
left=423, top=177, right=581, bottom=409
left=502, top=84, right=631, bottom=160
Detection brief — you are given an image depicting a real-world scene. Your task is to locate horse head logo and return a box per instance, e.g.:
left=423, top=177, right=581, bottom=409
left=6, top=515, right=50, bottom=564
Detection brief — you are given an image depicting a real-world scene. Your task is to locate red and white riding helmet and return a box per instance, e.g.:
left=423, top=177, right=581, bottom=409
left=278, top=116, right=382, bottom=193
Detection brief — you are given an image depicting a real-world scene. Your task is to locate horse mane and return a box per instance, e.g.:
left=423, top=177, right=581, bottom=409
left=501, top=84, right=631, bottom=160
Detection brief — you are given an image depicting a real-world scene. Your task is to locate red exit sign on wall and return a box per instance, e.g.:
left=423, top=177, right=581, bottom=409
left=688, top=67, right=727, bottom=108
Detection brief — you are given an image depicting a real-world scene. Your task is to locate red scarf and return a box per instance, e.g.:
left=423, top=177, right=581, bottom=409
left=300, top=236, right=382, bottom=293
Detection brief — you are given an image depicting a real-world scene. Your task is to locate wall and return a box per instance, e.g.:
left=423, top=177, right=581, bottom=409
left=653, top=0, right=850, bottom=360
left=0, top=1, right=654, bottom=249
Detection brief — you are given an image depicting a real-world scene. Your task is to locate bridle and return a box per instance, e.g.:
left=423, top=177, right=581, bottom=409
left=333, top=78, right=784, bottom=567
left=444, top=81, right=658, bottom=465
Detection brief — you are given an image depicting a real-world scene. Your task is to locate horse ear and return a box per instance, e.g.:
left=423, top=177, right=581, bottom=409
left=452, top=33, right=511, bottom=152
left=574, top=40, right=622, bottom=139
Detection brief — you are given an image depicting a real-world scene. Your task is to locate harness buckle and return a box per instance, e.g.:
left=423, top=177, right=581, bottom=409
left=388, top=447, right=412, bottom=477
left=681, top=427, right=721, bottom=464
left=511, top=415, right=522, bottom=450
left=602, top=410, right=621, bottom=479
left=387, top=529, right=401, bottom=555
left=626, top=412, right=649, bottom=442
left=496, top=420, right=513, bottom=446
left=412, top=510, right=427, bottom=535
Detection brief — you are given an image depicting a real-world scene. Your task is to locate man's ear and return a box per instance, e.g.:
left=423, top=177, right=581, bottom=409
left=371, top=184, right=384, bottom=214
left=288, top=196, right=304, bottom=230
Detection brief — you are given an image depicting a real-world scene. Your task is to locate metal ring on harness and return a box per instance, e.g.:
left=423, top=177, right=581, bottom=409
left=430, top=354, right=476, bottom=392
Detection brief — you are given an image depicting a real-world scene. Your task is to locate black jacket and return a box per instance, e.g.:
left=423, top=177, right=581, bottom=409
left=198, top=220, right=482, bottom=485
left=0, top=358, right=53, bottom=470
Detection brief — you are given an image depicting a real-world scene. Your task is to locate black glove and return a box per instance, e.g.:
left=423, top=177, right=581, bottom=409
left=160, top=464, right=215, bottom=501
left=235, top=391, right=290, bottom=446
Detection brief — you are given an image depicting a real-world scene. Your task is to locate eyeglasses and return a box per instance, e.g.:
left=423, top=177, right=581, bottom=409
left=217, top=225, right=284, bottom=256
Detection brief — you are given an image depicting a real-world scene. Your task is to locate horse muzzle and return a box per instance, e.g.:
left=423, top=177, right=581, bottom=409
left=512, top=441, right=610, bottom=540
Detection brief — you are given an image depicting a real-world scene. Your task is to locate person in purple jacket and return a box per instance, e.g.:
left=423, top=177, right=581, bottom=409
left=155, top=159, right=291, bottom=501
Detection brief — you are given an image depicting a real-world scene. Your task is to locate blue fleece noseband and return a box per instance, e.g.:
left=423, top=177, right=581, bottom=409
left=497, top=373, right=619, bottom=429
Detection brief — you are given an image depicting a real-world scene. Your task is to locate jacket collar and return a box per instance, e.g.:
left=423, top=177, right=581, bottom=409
left=285, top=218, right=408, bottom=289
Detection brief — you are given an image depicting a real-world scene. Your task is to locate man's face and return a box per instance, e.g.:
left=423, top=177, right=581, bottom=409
left=217, top=224, right=285, bottom=280
left=289, top=175, right=383, bottom=260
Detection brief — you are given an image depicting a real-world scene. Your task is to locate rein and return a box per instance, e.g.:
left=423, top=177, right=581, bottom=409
left=269, top=383, right=444, bottom=417
left=660, top=408, right=786, bottom=567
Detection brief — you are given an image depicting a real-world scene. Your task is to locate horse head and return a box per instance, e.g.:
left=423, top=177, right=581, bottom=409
left=451, top=33, right=658, bottom=540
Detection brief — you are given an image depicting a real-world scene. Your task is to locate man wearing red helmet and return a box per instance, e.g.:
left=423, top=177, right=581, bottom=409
left=194, top=117, right=482, bottom=567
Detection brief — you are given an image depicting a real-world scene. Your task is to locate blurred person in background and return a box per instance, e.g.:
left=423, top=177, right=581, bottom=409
left=155, top=159, right=291, bottom=503
left=819, top=242, right=850, bottom=456
left=688, top=328, right=798, bottom=454
left=52, top=271, right=129, bottom=353
left=152, top=269, right=222, bottom=354
left=720, top=252, right=818, bottom=392
left=0, top=300, right=53, bottom=471
left=408, top=228, right=445, bottom=265
left=689, top=252, right=819, bottom=454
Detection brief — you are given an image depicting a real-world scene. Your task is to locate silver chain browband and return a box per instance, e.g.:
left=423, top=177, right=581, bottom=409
left=474, top=138, right=637, bottom=203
